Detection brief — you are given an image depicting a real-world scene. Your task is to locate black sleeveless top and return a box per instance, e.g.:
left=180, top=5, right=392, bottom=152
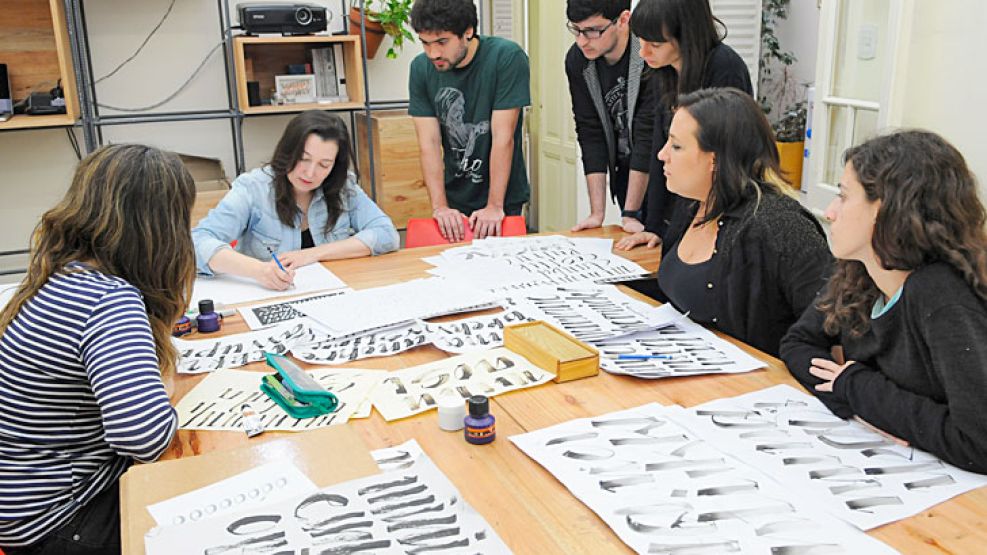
left=657, top=240, right=716, bottom=324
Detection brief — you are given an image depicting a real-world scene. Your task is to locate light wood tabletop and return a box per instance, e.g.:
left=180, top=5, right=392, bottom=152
left=154, top=226, right=986, bottom=554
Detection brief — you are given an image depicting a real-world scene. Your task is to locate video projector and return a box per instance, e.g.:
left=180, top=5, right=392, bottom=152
left=237, top=3, right=328, bottom=35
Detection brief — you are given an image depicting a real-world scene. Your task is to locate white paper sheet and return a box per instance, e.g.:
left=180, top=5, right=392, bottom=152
left=191, top=262, right=347, bottom=307
left=173, top=320, right=324, bottom=374
left=145, top=453, right=511, bottom=554
left=371, top=347, right=554, bottom=421
left=147, top=462, right=317, bottom=527
left=596, top=309, right=766, bottom=379
left=237, top=289, right=351, bottom=330
left=672, top=384, right=987, bottom=530
left=425, top=309, right=535, bottom=354
left=0, top=281, right=19, bottom=311
left=291, top=321, right=430, bottom=364
left=174, top=368, right=383, bottom=432
left=296, top=277, right=500, bottom=338
left=371, top=439, right=425, bottom=472
left=510, top=403, right=896, bottom=555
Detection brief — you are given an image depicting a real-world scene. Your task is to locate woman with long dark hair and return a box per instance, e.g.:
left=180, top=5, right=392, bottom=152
left=0, top=145, right=189, bottom=552
left=645, top=88, right=831, bottom=356
left=193, top=110, right=399, bottom=290
left=781, top=130, right=987, bottom=473
left=617, top=0, right=753, bottom=248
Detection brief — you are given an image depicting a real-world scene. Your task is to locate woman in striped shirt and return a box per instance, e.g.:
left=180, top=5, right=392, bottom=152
left=0, top=144, right=193, bottom=553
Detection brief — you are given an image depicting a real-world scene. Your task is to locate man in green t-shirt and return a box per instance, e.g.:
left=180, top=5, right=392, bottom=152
left=408, top=0, right=531, bottom=241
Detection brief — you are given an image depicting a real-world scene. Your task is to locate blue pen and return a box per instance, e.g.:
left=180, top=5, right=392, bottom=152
left=265, top=245, right=287, bottom=273
left=603, top=354, right=673, bottom=361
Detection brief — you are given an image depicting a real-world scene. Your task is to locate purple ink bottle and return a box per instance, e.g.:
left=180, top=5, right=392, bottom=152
left=196, top=299, right=222, bottom=334
left=464, top=395, right=495, bottom=445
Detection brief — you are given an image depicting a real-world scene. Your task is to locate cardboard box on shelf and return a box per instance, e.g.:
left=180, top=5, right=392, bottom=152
left=179, top=153, right=231, bottom=227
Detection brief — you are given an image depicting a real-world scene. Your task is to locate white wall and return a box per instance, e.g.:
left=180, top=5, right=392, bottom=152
left=898, top=0, right=987, bottom=191
left=775, top=0, right=821, bottom=90
left=0, top=0, right=423, bottom=256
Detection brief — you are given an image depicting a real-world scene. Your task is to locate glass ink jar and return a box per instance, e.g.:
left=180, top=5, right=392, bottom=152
left=464, top=395, right=496, bottom=445
left=172, top=315, right=192, bottom=337
left=196, top=299, right=222, bottom=334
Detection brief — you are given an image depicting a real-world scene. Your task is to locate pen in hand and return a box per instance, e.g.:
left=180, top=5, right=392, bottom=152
left=264, top=245, right=294, bottom=288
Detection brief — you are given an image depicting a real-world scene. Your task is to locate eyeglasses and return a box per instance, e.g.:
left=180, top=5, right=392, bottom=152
left=567, top=17, right=618, bottom=39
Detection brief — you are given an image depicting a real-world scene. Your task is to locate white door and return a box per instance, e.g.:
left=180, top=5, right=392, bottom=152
left=802, top=0, right=915, bottom=216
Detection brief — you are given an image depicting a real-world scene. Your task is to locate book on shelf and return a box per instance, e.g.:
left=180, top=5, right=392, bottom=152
left=311, top=45, right=349, bottom=103
left=332, top=44, right=348, bottom=101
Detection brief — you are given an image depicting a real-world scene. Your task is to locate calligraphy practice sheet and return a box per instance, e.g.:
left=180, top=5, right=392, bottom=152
left=596, top=311, right=766, bottom=379
left=145, top=454, right=510, bottom=554
left=507, top=284, right=663, bottom=344
left=146, top=462, right=317, bottom=527
left=192, top=262, right=347, bottom=307
left=371, top=439, right=425, bottom=472
left=297, top=278, right=500, bottom=338
left=511, top=404, right=896, bottom=555
left=673, top=384, right=987, bottom=530
left=173, top=321, right=322, bottom=374
left=237, top=289, right=351, bottom=330
left=292, top=321, right=430, bottom=364
left=174, top=368, right=383, bottom=432
left=425, top=309, right=534, bottom=354
left=371, top=348, right=554, bottom=421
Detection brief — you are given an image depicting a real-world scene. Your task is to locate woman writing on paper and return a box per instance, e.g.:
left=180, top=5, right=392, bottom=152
left=781, top=131, right=987, bottom=473
left=617, top=0, right=753, bottom=245
left=0, top=145, right=186, bottom=552
left=193, top=110, right=400, bottom=290
left=634, top=88, right=831, bottom=357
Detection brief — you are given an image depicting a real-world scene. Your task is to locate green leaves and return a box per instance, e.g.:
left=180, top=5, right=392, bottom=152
left=361, top=0, right=415, bottom=58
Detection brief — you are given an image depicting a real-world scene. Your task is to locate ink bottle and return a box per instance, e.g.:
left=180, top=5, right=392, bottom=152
left=464, top=395, right=496, bottom=445
left=196, top=299, right=222, bottom=334
left=172, top=315, right=192, bottom=337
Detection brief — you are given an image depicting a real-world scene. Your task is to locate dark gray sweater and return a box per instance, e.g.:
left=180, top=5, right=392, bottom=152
left=781, top=262, right=987, bottom=474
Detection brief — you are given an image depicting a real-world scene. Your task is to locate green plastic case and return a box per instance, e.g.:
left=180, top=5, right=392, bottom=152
left=260, top=352, right=339, bottom=419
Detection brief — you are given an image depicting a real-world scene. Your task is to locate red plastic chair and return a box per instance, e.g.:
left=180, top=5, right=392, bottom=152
left=405, top=215, right=527, bottom=248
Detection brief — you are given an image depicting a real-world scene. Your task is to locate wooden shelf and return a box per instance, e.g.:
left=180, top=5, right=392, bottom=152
left=0, top=113, right=74, bottom=130
left=231, top=34, right=366, bottom=114
left=0, top=0, right=79, bottom=125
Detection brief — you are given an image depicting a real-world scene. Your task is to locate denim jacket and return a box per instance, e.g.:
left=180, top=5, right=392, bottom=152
left=192, top=167, right=399, bottom=275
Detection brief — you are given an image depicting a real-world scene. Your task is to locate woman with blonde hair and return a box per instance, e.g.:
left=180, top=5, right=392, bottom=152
left=627, top=87, right=832, bottom=356
left=781, top=130, right=987, bottom=473
left=0, top=145, right=190, bottom=552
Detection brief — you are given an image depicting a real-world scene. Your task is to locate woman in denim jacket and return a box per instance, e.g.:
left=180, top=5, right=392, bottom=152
left=193, top=111, right=399, bottom=289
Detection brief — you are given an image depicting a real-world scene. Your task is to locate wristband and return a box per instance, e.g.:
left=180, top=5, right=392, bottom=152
left=621, top=209, right=642, bottom=220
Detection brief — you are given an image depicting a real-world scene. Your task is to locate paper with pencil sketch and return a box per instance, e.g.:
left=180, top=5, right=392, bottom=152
left=672, top=384, right=987, bottom=530
left=295, top=277, right=500, bottom=338
left=173, top=368, right=382, bottom=432
left=191, top=262, right=347, bottom=307
left=510, top=403, right=896, bottom=555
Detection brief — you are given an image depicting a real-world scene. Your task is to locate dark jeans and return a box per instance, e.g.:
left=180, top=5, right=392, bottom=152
left=4, top=481, right=121, bottom=555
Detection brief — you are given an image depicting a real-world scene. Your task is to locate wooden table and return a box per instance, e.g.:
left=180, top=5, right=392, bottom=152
left=154, top=226, right=986, bottom=554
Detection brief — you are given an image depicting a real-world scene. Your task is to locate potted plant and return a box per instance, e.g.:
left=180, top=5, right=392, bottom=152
left=759, top=0, right=809, bottom=189
left=349, top=0, right=415, bottom=59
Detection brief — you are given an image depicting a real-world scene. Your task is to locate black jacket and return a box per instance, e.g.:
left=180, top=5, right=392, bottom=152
left=655, top=191, right=833, bottom=357
left=565, top=36, right=655, bottom=182
left=645, top=43, right=753, bottom=236
left=781, top=262, right=987, bottom=474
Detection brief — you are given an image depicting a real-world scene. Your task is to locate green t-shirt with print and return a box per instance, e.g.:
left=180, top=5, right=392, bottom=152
left=408, top=35, right=531, bottom=214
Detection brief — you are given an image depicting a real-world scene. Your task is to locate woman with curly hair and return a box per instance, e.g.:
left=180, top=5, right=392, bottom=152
left=781, top=130, right=987, bottom=474
left=193, top=110, right=399, bottom=290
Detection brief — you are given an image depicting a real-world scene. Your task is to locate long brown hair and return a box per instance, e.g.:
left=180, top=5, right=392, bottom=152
left=818, top=130, right=987, bottom=336
left=0, top=144, right=196, bottom=373
left=676, top=88, right=791, bottom=226
left=270, top=110, right=355, bottom=233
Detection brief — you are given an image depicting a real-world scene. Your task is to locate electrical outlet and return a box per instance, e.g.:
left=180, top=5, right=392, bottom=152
left=858, top=24, right=878, bottom=60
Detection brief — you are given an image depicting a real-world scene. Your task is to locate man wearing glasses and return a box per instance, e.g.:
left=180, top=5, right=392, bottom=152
left=566, top=0, right=654, bottom=234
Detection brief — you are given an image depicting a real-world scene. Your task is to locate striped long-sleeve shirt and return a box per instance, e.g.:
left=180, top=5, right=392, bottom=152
left=0, top=265, right=177, bottom=546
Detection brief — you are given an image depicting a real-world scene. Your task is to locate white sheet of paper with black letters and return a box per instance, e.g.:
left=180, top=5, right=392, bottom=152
left=595, top=310, right=766, bottom=379
left=372, top=439, right=425, bottom=472
left=144, top=452, right=511, bottom=554
left=673, top=384, right=987, bottom=530
left=173, top=368, right=383, bottom=432
left=238, top=288, right=352, bottom=330
left=371, top=347, right=553, bottom=421
left=510, top=403, right=895, bottom=554
left=292, top=321, right=430, bottom=364
left=425, top=309, right=534, bottom=354
left=173, top=320, right=324, bottom=374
